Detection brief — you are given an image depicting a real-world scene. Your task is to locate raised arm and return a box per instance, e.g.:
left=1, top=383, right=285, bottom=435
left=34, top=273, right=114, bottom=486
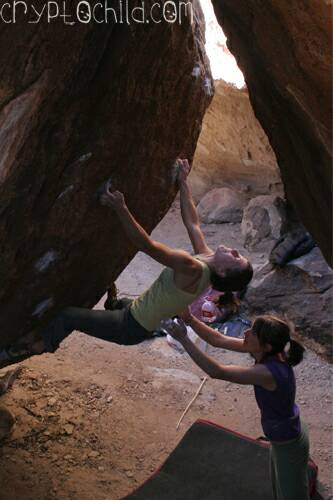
left=163, top=319, right=275, bottom=389
left=177, top=159, right=212, bottom=255
left=100, top=187, right=202, bottom=276
left=181, top=308, right=246, bottom=353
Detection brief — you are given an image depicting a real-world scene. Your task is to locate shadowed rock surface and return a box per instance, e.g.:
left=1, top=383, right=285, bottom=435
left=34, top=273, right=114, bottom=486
left=212, top=0, right=332, bottom=265
left=245, top=248, right=333, bottom=358
left=0, top=1, right=213, bottom=348
left=0, top=406, right=15, bottom=441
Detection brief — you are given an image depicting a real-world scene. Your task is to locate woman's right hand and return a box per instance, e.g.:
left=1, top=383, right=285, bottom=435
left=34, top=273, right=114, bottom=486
left=180, top=306, right=194, bottom=324
left=161, top=318, right=188, bottom=343
left=100, top=189, right=126, bottom=211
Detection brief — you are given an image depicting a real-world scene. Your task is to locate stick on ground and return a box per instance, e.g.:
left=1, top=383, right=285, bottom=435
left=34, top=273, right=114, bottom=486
left=176, top=376, right=208, bottom=430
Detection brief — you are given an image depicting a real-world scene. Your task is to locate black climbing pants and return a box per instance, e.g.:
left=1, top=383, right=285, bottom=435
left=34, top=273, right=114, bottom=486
left=42, top=300, right=152, bottom=352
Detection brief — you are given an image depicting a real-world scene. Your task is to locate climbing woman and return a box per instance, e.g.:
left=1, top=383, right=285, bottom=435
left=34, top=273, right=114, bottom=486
left=0, top=159, right=253, bottom=366
left=163, top=313, right=310, bottom=500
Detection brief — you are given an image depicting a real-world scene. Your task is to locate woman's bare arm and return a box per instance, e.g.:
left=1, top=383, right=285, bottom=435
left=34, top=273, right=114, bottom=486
left=181, top=336, right=274, bottom=387
left=100, top=189, right=202, bottom=275
left=162, top=319, right=274, bottom=389
left=178, top=160, right=212, bottom=255
left=183, top=311, right=247, bottom=352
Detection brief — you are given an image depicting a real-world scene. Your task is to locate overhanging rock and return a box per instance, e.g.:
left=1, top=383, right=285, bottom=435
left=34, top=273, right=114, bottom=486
left=0, top=1, right=213, bottom=348
left=212, top=0, right=332, bottom=265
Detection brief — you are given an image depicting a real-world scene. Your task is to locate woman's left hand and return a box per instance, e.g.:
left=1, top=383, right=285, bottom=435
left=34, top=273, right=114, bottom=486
left=160, top=318, right=187, bottom=343
left=177, top=159, right=191, bottom=185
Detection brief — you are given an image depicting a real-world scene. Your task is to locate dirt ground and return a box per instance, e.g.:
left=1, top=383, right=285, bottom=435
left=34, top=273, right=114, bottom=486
left=0, top=202, right=332, bottom=500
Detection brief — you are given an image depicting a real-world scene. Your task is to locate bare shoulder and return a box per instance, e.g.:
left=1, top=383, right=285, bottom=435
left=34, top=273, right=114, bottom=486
left=178, top=252, right=204, bottom=273
left=173, top=255, right=204, bottom=292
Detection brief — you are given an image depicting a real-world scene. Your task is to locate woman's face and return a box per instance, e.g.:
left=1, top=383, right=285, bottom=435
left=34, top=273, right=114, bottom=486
left=213, top=245, right=248, bottom=275
left=243, top=328, right=265, bottom=356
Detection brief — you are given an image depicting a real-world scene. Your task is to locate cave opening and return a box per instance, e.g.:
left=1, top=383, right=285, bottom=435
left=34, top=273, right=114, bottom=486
left=201, top=0, right=245, bottom=89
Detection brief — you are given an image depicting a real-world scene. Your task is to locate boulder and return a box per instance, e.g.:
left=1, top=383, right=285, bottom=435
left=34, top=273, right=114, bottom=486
left=212, top=0, right=332, bottom=265
left=190, top=81, right=281, bottom=201
left=197, top=187, right=246, bottom=223
left=245, top=248, right=333, bottom=357
left=241, top=195, right=287, bottom=250
left=0, top=1, right=213, bottom=349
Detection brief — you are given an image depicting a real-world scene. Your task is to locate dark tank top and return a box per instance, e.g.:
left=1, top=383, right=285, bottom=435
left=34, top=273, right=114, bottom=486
left=254, top=357, right=301, bottom=442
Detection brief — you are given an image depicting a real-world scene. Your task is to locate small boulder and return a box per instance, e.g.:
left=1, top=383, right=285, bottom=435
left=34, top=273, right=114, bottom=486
left=197, top=187, right=246, bottom=224
left=241, top=194, right=287, bottom=250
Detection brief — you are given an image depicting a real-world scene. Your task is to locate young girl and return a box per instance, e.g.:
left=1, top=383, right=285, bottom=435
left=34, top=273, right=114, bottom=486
left=163, top=312, right=310, bottom=500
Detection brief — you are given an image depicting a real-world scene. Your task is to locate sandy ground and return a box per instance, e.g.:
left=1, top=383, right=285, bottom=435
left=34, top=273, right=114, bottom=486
left=0, top=202, right=332, bottom=500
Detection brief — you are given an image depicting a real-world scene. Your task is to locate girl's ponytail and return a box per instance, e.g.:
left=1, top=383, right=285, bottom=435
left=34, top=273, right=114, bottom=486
left=286, top=339, right=305, bottom=366
left=253, top=315, right=305, bottom=366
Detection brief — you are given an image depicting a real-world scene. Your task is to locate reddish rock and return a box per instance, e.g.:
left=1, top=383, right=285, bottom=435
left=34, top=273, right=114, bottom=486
left=0, top=1, right=213, bottom=347
left=212, top=0, right=332, bottom=265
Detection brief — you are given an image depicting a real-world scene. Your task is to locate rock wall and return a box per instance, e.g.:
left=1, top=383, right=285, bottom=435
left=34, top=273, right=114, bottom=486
left=212, top=0, right=332, bottom=265
left=0, top=1, right=213, bottom=348
left=190, top=80, right=281, bottom=201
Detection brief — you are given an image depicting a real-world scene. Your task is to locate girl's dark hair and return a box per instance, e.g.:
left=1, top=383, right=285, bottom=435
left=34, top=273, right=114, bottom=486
left=210, top=260, right=253, bottom=292
left=252, top=315, right=305, bottom=366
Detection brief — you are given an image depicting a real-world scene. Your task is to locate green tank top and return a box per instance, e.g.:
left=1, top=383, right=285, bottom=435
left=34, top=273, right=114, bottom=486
left=130, top=260, right=211, bottom=332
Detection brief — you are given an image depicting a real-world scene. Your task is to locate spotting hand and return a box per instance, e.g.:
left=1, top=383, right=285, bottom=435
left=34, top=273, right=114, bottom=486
left=160, top=318, right=188, bottom=342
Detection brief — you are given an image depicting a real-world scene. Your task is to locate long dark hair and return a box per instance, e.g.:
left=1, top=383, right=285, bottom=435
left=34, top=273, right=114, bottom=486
left=210, top=260, right=253, bottom=292
left=252, top=315, right=305, bottom=366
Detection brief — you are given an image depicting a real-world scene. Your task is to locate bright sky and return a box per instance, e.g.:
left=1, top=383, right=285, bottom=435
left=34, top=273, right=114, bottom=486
left=200, top=0, right=245, bottom=88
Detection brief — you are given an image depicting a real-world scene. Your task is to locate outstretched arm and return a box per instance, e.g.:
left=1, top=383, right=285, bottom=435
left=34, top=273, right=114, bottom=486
left=100, top=189, right=152, bottom=251
left=162, top=319, right=275, bottom=389
left=181, top=308, right=246, bottom=352
left=177, top=159, right=212, bottom=255
left=100, top=188, right=201, bottom=275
